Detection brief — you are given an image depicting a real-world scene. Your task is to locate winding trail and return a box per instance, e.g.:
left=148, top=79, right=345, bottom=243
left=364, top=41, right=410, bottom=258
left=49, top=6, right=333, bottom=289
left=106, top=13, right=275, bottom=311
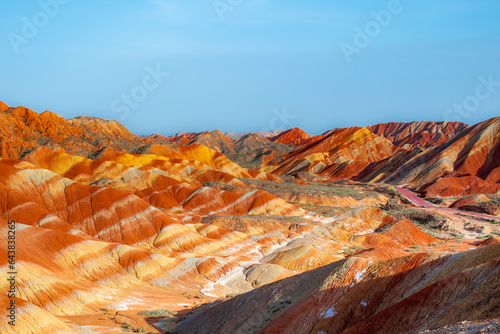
left=396, top=187, right=500, bottom=220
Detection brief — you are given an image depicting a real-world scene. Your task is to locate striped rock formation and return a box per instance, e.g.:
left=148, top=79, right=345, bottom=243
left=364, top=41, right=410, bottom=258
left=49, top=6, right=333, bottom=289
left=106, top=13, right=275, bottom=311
left=0, top=101, right=498, bottom=333
left=268, top=127, right=312, bottom=147
left=269, top=127, right=399, bottom=181
left=367, top=121, right=469, bottom=149
left=266, top=118, right=499, bottom=197
left=177, top=242, right=500, bottom=334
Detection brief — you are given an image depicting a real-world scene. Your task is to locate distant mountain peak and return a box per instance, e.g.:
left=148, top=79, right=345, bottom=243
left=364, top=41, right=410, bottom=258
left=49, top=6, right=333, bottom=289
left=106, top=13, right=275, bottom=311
left=0, top=100, right=10, bottom=112
left=269, top=127, right=311, bottom=146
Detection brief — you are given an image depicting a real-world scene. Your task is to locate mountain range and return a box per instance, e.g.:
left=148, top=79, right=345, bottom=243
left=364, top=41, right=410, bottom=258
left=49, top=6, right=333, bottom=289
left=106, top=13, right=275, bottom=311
left=0, top=100, right=499, bottom=334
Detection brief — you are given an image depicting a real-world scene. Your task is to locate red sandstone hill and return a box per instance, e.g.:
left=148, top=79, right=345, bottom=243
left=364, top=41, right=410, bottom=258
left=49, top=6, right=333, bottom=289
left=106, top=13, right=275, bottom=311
left=0, top=101, right=9, bottom=112
left=148, top=121, right=486, bottom=198
left=0, top=100, right=499, bottom=333
left=268, top=127, right=312, bottom=146
left=269, top=126, right=399, bottom=181
left=177, top=243, right=500, bottom=334
left=225, top=130, right=285, bottom=140
left=266, top=119, right=497, bottom=196
left=370, top=117, right=500, bottom=196
left=0, top=102, right=145, bottom=159
left=156, top=130, right=234, bottom=152
left=68, top=116, right=146, bottom=153
left=152, top=130, right=294, bottom=169
left=367, top=121, right=469, bottom=149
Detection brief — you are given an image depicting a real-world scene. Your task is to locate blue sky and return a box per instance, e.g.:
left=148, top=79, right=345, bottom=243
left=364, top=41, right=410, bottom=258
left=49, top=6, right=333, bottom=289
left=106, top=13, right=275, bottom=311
left=1, top=0, right=499, bottom=135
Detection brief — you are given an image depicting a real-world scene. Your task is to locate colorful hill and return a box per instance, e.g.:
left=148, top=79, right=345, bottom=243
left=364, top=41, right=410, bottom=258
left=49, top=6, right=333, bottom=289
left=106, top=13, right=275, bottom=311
left=367, top=121, right=469, bottom=149
left=177, top=242, right=500, bottom=334
left=268, top=127, right=311, bottom=146
left=264, top=119, right=498, bottom=197
left=368, top=117, right=500, bottom=196
left=269, top=126, right=399, bottom=181
left=0, top=103, right=144, bottom=160
left=152, top=130, right=294, bottom=169
left=0, top=100, right=499, bottom=333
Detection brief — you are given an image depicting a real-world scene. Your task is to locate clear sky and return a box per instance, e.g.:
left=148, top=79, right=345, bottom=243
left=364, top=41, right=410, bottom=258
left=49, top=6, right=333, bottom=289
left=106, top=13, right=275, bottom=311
left=1, top=0, right=499, bottom=136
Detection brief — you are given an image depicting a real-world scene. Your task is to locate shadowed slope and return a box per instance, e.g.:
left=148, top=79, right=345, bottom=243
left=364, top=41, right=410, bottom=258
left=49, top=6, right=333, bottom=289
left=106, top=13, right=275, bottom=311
left=176, top=243, right=500, bottom=334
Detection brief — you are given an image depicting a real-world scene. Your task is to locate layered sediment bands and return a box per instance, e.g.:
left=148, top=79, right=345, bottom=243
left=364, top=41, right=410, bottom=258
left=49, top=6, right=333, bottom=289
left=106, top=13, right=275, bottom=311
left=0, top=162, right=187, bottom=246
left=0, top=103, right=144, bottom=160
left=176, top=244, right=500, bottom=334
left=270, top=127, right=398, bottom=181
left=0, top=220, right=213, bottom=323
left=268, top=127, right=312, bottom=147
left=267, top=118, right=499, bottom=197
left=0, top=101, right=498, bottom=333
left=149, top=129, right=294, bottom=169
left=367, top=121, right=469, bottom=149
left=67, top=116, right=145, bottom=153
left=0, top=145, right=452, bottom=333
left=0, top=298, right=80, bottom=334
left=0, top=158, right=304, bottom=250
left=381, top=117, right=500, bottom=196
left=24, top=147, right=201, bottom=189
left=2, top=101, right=497, bottom=197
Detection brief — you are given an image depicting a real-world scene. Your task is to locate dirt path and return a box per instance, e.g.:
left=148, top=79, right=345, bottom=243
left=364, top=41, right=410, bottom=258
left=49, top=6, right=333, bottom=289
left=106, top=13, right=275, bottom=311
left=396, top=187, right=500, bottom=220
